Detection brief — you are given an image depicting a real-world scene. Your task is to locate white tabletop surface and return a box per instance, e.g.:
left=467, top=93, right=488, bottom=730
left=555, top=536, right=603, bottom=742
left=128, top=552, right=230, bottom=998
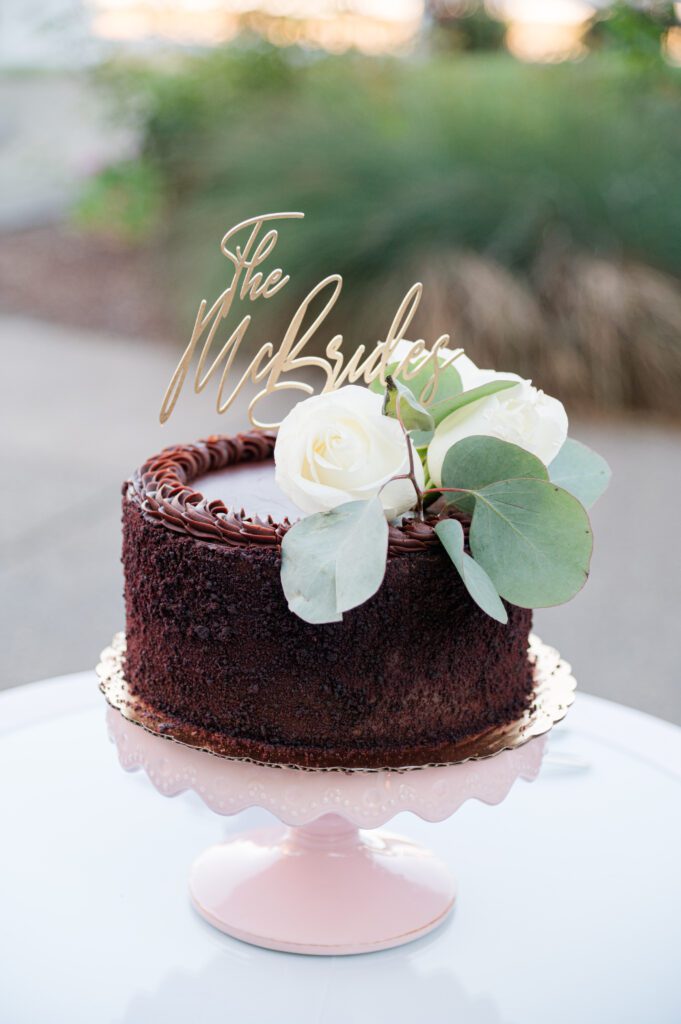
left=0, top=674, right=679, bottom=1024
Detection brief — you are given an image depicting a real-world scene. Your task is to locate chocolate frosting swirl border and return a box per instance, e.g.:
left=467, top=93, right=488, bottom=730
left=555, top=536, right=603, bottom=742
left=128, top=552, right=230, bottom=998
left=125, top=431, right=445, bottom=553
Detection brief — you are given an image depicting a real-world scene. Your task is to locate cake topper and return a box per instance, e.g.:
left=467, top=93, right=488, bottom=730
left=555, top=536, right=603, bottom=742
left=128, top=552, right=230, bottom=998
left=160, top=211, right=462, bottom=429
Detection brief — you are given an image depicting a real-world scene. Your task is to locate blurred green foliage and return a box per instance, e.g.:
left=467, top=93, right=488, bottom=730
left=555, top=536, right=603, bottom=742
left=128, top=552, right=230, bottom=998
left=83, top=45, right=681, bottom=306
left=74, top=159, right=165, bottom=241
left=428, top=4, right=506, bottom=52
left=587, top=2, right=677, bottom=69
left=77, top=42, right=681, bottom=416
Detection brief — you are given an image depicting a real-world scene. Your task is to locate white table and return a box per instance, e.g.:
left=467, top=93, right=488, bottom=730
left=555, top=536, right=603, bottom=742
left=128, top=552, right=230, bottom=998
left=1, top=674, right=679, bottom=1024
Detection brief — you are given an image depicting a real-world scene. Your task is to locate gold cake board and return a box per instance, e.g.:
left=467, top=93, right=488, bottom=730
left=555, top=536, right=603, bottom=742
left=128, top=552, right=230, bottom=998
left=97, top=632, right=576, bottom=772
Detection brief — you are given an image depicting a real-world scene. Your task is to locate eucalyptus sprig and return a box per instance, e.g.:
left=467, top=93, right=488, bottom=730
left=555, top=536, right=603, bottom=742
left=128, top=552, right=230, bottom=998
left=434, top=436, right=594, bottom=608
left=281, top=497, right=388, bottom=624
left=378, top=371, right=609, bottom=616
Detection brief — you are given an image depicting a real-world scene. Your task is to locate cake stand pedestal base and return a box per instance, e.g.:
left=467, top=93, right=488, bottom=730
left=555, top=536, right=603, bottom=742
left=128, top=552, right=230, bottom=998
left=189, top=813, right=455, bottom=955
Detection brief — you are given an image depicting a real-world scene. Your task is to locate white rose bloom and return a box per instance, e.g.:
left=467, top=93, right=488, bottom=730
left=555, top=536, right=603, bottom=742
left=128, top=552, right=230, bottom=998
left=428, top=372, right=568, bottom=487
left=451, top=352, right=485, bottom=388
left=274, top=385, right=424, bottom=520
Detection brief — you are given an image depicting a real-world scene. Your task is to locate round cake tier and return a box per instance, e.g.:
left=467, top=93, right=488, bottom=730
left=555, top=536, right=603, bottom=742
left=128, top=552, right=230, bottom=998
left=121, top=433, right=534, bottom=769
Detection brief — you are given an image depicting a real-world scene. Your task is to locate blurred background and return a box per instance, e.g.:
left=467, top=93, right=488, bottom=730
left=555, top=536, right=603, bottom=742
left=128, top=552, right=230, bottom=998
left=1, top=0, right=680, bottom=722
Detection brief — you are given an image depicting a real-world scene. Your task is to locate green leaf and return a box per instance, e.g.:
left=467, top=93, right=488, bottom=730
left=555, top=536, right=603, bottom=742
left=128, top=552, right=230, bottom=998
left=549, top=438, right=611, bottom=509
left=370, top=356, right=462, bottom=425
left=430, top=378, right=519, bottom=417
left=382, top=374, right=434, bottom=441
left=435, top=518, right=508, bottom=624
left=468, top=478, right=593, bottom=608
left=281, top=498, right=388, bottom=624
left=441, top=435, right=548, bottom=514
left=412, top=429, right=435, bottom=449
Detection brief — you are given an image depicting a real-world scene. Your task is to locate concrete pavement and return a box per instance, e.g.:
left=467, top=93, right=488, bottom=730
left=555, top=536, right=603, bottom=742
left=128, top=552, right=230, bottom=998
left=2, top=313, right=680, bottom=724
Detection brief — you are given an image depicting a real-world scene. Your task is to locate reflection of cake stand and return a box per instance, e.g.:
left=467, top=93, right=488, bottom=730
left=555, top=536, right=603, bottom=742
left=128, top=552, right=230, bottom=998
left=99, top=636, right=575, bottom=956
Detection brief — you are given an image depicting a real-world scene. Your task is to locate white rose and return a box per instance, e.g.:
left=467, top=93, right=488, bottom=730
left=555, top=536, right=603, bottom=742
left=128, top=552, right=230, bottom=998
left=427, top=373, right=568, bottom=487
left=451, top=352, right=484, bottom=388
left=274, top=385, right=424, bottom=520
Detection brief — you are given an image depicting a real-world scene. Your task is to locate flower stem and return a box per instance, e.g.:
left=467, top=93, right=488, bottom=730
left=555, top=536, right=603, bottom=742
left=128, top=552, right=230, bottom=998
left=421, top=487, right=469, bottom=498
left=394, top=391, right=424, bottom=520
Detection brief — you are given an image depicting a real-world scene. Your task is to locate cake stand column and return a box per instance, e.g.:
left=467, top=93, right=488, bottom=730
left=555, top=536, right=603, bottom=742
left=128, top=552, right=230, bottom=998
left=189, top=812, right=456, bottom=955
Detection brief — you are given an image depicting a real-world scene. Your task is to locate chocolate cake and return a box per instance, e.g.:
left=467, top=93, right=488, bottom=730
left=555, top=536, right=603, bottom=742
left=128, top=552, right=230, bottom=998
left=121, top=432, right=535, bottom=769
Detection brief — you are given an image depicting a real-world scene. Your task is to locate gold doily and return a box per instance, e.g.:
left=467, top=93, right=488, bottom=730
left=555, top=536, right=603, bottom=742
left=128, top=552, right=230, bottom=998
left=97, top=632, right=575, bottom=772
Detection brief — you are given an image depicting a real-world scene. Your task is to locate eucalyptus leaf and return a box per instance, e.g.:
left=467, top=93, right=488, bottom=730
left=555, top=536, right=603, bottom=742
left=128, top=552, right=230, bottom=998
left=549, top=438, right=611, bottom=508
left=468, top=478, right=592, bottom=607
left=370, top=356, right=462, bottom=425
left=430, top=378, right=518, bottom=417
left=411, top=428, right=435, bottom=448
left=441, top=435, right=548, bottom=514
left=383, top=374, right=434, bottom=438
left=434, top=518, right=508, bottom=624
left=281, top=498, right=388, bottom=624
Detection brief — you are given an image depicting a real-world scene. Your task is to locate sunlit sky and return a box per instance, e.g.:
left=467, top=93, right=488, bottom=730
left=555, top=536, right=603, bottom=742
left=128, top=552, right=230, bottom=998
left=88, top=0, right=425, bottom=53
left=82, top=0, right=676, bottom=62
left=88, top=0, right=600, bottom=20
left=4, top=0, right=674, bottom=70
left=490, top=0, right=595, bottom=24
left=89, top=0, right=425, bottom=20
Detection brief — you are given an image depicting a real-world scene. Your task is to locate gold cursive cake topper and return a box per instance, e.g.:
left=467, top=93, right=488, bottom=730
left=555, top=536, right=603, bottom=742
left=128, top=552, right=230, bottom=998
left=160, top=211, right=462, bottom=429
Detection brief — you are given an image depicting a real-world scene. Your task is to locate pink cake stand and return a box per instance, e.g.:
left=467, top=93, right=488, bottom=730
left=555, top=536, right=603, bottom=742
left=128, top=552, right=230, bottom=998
left=100, top=633, right=574, bottom=955
left=107, top=708, right=548, bottom=956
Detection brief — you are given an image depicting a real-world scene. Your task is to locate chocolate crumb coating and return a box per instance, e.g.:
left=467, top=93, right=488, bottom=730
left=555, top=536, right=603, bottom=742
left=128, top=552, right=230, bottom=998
left=122, top=434, right=534, bottom=769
